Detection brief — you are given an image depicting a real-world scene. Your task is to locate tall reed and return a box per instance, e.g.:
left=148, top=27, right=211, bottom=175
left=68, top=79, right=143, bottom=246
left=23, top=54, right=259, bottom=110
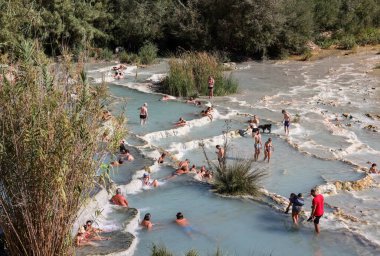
left=0, top=41, right=125, bottom=255
left=162, top=52, right=238, bottom=97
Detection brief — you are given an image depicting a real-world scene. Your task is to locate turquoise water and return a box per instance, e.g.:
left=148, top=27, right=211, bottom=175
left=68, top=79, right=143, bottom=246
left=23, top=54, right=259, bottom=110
left=129, top=182, right=377, bottom=256
left=85, top=52, right=380, bottom=256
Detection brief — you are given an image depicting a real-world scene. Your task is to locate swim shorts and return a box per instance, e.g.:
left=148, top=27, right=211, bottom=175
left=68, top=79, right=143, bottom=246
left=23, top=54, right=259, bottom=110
left=314, top=215, right=323, bottom=224
left=183, top=226, right=193, bottom=233
left=140, top=114, right=147, bottom=119
left=208, top=86, right=214, bottom=90
left=254, top=143, right=261, bottom=150
left=284, top=120, right=290, bottom=127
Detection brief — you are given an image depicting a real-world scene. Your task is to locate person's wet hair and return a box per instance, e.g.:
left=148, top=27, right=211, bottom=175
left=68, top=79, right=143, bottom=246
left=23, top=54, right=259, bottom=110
left=86, top=220, right=93, bottom=225
left=290, top=193, right=296, bottom=198
left=116, top=188, right=121, bottom=194
left=176, top=212, right=183, bottom=219
left=298, top=193, right=303, bottom=198
left=118, top=158, right=124, bottom=164
left=144, top=213, right=151, bottom=221
left=372, top=163, right=377, bottom=167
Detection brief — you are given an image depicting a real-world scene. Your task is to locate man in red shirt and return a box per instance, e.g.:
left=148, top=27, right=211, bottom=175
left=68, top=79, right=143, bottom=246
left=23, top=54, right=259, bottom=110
left=308, top=188, right=324, bottom=233
left=111, top=188, right=129, bottom=207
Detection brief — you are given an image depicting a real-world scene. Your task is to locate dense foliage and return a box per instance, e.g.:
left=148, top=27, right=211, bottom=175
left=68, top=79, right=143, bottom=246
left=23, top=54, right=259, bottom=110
left=163, top=52, right=237, bottom=97
left=0, top=41, right=125, bottom=255
left=0, top=0, right=379, bottom=59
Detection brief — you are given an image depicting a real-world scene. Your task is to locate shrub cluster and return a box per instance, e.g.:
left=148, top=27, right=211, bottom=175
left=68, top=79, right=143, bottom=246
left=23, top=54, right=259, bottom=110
left=162, top=52, right=238, bottom=97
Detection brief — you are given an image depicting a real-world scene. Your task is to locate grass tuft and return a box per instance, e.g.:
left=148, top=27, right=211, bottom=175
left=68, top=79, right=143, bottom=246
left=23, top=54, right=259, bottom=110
left=151, top=244, right=174, bottom=256
left=213, top=159, right=266, bottom=197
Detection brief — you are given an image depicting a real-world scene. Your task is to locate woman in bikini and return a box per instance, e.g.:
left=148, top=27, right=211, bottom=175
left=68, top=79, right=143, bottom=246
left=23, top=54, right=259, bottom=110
left=263, top=138, right=274, bottom=163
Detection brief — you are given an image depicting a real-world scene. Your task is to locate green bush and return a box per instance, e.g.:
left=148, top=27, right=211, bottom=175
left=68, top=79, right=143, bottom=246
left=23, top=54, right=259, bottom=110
left=119, top=51, right=129, bottom=63
left=301, top=49, right=312, bottom=61
left=98, top=48, right=113, bottom=61
left=213, top=159, right=266, bottom=196
left=356, top=28, right=380, bottom=46
left=162, top=52, right=238, bottom=97
left=315, top=38, right=336, bottom=49
left=119, top=51, right=140, bottom=64
left=138, top=42, right=158, bottom=65
left=337, top=35, right=357, bottom=50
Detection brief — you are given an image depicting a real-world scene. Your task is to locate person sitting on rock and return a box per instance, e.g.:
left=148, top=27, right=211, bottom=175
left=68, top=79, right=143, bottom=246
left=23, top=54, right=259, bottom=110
left=142, top=173, right=159, bottom=187
left=110, top=188, right=129, bottom=207
left=190, top=165, right=198, bottom=173
left=83, top=220, right=110, bottom=241
left=174, top=117, right=187, bottom=126
left=157, top=153, right=166, bottom=164
left=75, top=225, right=91, bottom=246
left=178, top=159, right=190, bottom=172
left=119, top=140, right=127, bottom=153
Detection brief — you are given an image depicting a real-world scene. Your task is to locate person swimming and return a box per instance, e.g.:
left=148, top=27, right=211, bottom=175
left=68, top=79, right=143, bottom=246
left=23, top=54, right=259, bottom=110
left=140, top=213, right=153, bottom=230
left=160, top=95, right=170, bottom=101
left=110, top=158, right=124, bottom=166
left=121, top=149, right=134, bottom=161
left=175, top=212, right=193, bottom=235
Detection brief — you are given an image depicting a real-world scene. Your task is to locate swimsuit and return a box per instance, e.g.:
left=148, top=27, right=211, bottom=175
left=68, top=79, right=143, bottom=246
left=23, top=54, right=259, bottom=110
left=254, top=143, right=261, bottom=149
left=314, top=215, right=323, bottom=224
left=284, top=120, right=290, bottom=127
left=183, top=226, right=193, bottom=233
left=140, top=114, right=147, bottom=119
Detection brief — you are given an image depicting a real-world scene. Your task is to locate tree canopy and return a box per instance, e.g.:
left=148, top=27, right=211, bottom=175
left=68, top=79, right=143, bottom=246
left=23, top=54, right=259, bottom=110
left=0, top=0, right=379, bottom=58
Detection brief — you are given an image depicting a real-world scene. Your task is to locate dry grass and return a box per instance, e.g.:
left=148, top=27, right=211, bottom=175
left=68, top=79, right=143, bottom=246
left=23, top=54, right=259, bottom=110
left=0, top=41, right=125, bottom=255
